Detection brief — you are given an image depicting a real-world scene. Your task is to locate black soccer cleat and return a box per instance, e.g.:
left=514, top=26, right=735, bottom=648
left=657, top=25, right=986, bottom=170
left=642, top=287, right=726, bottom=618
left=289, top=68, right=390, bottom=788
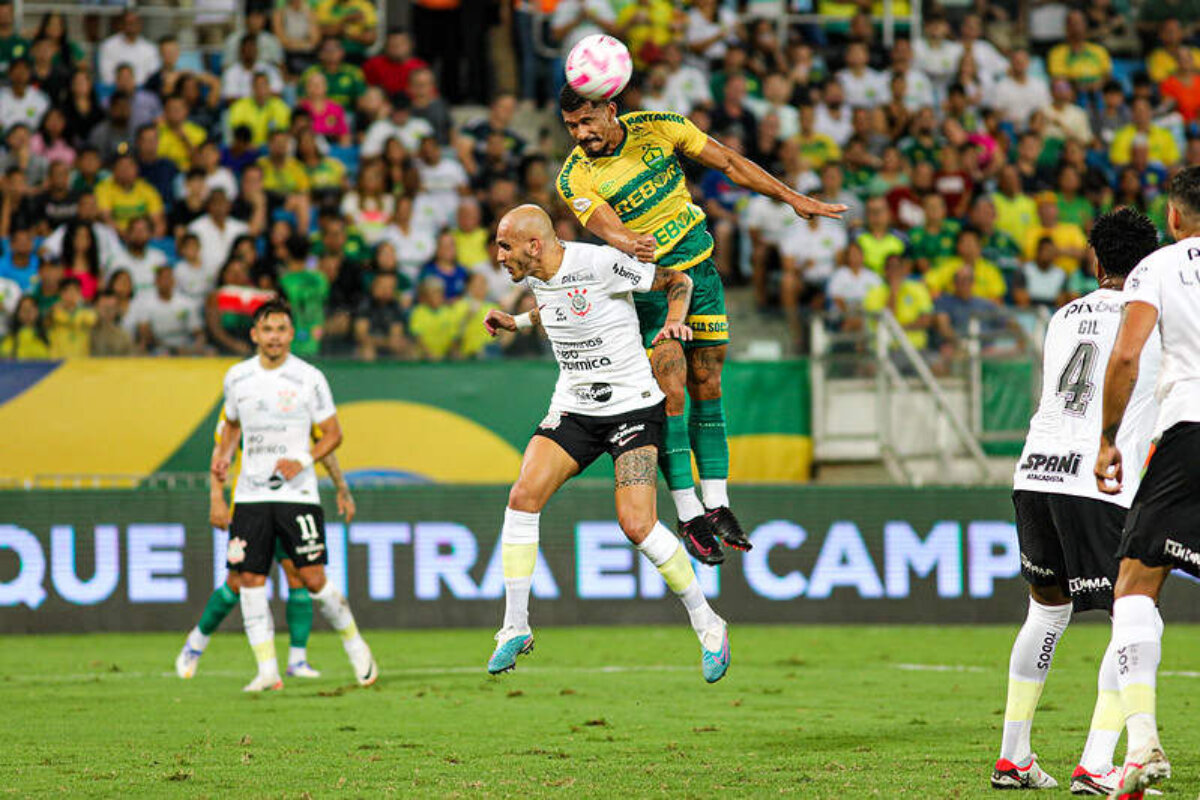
left=705, top=506, right=752, bottom=551
left=678, top=515, right=724, bottom=565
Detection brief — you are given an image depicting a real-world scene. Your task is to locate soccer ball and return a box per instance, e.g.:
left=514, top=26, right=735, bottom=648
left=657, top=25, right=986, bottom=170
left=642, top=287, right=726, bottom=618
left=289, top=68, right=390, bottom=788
left=565, top=35, right=633, bottom=102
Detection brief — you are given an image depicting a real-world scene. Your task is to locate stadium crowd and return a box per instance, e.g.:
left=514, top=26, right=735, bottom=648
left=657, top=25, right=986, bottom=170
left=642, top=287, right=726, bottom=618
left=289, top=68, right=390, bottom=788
left=0, top=0, right=1196, bottom=360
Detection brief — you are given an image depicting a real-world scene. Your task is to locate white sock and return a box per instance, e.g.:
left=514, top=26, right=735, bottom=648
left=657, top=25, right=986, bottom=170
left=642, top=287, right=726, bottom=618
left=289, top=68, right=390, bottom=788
left=312, top=581, right=366, bottom=655
left=700, top=478, right=729, bottom=510
left=638, top=522, right=716, bottom=637
left=1079, top=638, right=1122, bottom=774
left=288, top=646, right=307, bottom=666
left=1111, top=595, right=1161, bottom=756
left=501, top=507, right=539, bottom=634
left=186, top=626, right=210, bottom=653
left=670, top=489, right=705, bottom=521
left=240, top=585, right=278, bottom=679
left=999, top=597, right=1072, bottom=764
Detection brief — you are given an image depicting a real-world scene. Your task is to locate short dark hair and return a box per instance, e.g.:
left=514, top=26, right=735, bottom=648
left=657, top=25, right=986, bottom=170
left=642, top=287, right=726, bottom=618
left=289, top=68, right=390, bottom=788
left=60, top=276, right=82, bottom=291
left=559, top=83, right=605, bottom=113
left=1089, top=207, right=1159, bottom=278
left=285, top=234, right=309, bottom=261
left=1168, top=165, right=1200, bottom=220
left=252, top=298, right=293, bottom=326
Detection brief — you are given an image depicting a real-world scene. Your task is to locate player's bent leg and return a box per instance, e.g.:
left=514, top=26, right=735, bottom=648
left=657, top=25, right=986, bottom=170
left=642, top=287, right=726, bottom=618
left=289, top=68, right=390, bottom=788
left=614, top=449, right=729, bottom=684
left=280, top=558, right=318, bottom=678
left=685, top=344, right=749, bottom=552
left=238, top=571, right=284, bottom=692
left=300, top=565, right=378, bottom=687
left=490, top=436, right=578, bottom=674
left=1109, top=560, right=1171, bottom=798
left=993, top=584, right=1071, bottom=790
left=177, top=574, right=242, bottom=679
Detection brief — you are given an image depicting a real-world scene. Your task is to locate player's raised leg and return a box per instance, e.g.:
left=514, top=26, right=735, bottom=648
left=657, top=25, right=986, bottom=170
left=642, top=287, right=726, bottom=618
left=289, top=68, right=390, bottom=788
left=1107, top=561, right=1171, bottom=798
left=684, top=342, right=749, bottom=551
left=488, top=434, right=578, bottom=674
left=614, top=445, right=729, bottom=683
left=651, top=339, right=723, bottom=565
left=281, top=554, right=319, bottom=678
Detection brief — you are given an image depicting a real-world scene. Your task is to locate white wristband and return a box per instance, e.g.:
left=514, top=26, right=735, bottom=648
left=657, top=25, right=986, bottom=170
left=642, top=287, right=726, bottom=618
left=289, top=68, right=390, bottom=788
left=514, top=312, right=533, bottom=331
left=295, top=452, right=314, bottom=470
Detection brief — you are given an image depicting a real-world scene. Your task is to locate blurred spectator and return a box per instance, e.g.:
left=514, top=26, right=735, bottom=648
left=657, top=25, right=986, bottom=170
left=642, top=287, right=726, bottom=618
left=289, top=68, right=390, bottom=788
left=992, top=50, right=1051, bottom=133
left=1092, top=80, right=1132, bottom=148
left=223, top=34, right=284, bottom=101
left=1054, top=164, right=1094, bottom=230
left=31, top=12, right=78, bottom=70
left=686, top=0, right=737, bottom=63
left=1, top=124, right=47, bottom=188
left=302, top=38, right=365, bottom=110
left=173, top=232, right=212, bottom=314
left=857, top=195, right=906, bottom=275
left=1161, top=53, right=1200, bottom=125
left=128, top=265, right=204, bottom=355
left=205, top=257, right=263, bottom=356
left=415, top=136, right=469, bottom=231
left=316, top=0, right=378, bottom=64
left=96, top=155, right=165, bottom=237
left=991, top=165, right=1038, bottom=245
left=889, top=38, right=934, bottom=113
left=38, top=160, right=78, bottom=233
left=864, top=254, right=934, bottom=351
left=1, top=294, right=49, bottom=358
left=409, top=275, right=459, bottom=360
left=135, top=125, right=179, bottom=207
left=0, top=1, right=28, bottom=75
left=111, top=64, right=161, bottom=131
left=223, top=9, right=284, bottom=71
left=660, top=42, right=713, bottom=115
left=907, top=194, right=961, bottom=274
left=407, top=67, right=452, bottom=145
left=64, top=71, right=105, bottom=144
left=0, top=58, right=48, bottom=130
left=105, top=269, right=134, bottom=329
left=341, top=160, right=394, bottom=245
left=926, top=228, right=1006, bottom=303
left=711, top=73, right=759, bottom=162
left=61, top=221, right=101, bottom=301
left=933, top=266, right=1006, bottom=350
left=188, top=188, right=250, bottom=278
left=419, top=230, right=470, bottom=300
left=616, top=0, right=677, bottom=71
left=1047, top=10, right=1112, bottom=102
left=41, top=193, right=121, bottom=266
left=0, top=223, right=38, bottom=290
left=30, top=258, right=62, bottom=311
left=98, top=11, right=160, bottom=87
left=170, top=169, right=210, bottom=239
left=1022, top=193, right=1087, bottom=274
left=354, top=269, right=407, bottom=360
left=144, top=36, right=183, bottom=97
left=1146, top=19, right=1200, bottom=85
left=460, top=93, right=525, bottom=173
left=382, top=195, right=436, bottom=279
left=296, top=130, right=348, bottom=205
left=86, top=91, right=135, bottom=163
left=108, top=216, right=168, bottom=294
left=364, top=29, right=426, bottom=97
left=959, top=13, right=1008, bottom=84
left=1111, top=97, right=1181, bottom=167
left=275, top=0, right=321, bottom=76
left=452, top=198, right=490, bottom=271
left=313, top=213, right=370, bottom=264
left=1041, top=80, right=1093, bottom=145
left=258, top=129, right=312, bottom=231
left=913, top=16, right=962, bottom=101
left=43, top=275, right=94, bottom=358
left=969, top=195, right=1022, bottom=276
left=317, top=251, right=361, bottom=346
left=300, top=71, right=350, bottom=143
left=779, top=210, right=846, bottom=328
left=90, top=290, right=135, bottom=356
left=453, top=271, right=498, bottom=359
left=837, top=42, right=887, bottom=110
left=227, top=72, right=291, bottom=147
left=278, top=234, right=328, bottom=357
left=827, top=241, right=882, bottom=331
left=1012, top=237, right=1069, bottom=309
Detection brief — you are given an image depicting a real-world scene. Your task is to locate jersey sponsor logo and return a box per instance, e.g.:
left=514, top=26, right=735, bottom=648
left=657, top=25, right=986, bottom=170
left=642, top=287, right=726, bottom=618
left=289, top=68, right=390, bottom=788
left=1068, top=575, right=1112, bottom=594
left=1165, top=538, right=1200, bottom=568
left=609, top=422, right=645, bottom=447
left=226, top=536, right=248, bottom=565
left=268, top=473, right=286, bottom=490
left=560, top=356, right=613, bottom=371
left=559, top=270, right=596, bottom=285
left=686, top=314, right=730, bottom=340
left=573, top=383, right=613, bottom=404
left=567, top=287, right=591, bottom=316
left=555, top=337, right=604, bottom=349
left=652, top=202, right=699, bottom=247
left=1062, top=299, right=1123, bottom=317
left=611, top=262, right=643, bottom=286
left=1018, top=451, right=1083, bottom=481
left=1020, top=552, right=1055, bottom=579
left=573, top=197, right=592, bottom=214
left=612, top=161, right=683, bottom=220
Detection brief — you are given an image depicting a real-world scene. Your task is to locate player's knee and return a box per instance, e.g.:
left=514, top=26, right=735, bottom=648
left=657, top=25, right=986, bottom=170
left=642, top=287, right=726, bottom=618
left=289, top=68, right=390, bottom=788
left=617, top=509, right=655, bottom=543
left=299, top=569, right=326, bottom=593
left=1030, top=584, right=1070, bottom=606
left=507, top=482, right=545, bottom=513
left=239, top=572, right=267, bottom=588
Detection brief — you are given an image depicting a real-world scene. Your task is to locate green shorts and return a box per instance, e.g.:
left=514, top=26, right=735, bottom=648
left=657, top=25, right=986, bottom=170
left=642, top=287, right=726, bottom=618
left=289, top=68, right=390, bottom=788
left=634, top=257, right=729, bottom=350
left=274, top=538, right=290, bottom=563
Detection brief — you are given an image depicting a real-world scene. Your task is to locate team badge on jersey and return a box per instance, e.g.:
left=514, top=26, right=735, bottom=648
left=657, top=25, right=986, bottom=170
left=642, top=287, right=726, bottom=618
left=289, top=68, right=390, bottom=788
left=539, top=410, right=564, bottom=430
left=568, top=288, right=591, bottom=317
left=227, top=536, right=248, bottom=565
left=642, top=145, right=665, bottom=167
left=277, top=388, right=298, bottom=413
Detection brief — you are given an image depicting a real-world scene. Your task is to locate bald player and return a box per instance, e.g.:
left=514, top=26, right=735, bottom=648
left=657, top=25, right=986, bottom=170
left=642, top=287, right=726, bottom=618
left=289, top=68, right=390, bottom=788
left=481, top=206, right=732, bottom=683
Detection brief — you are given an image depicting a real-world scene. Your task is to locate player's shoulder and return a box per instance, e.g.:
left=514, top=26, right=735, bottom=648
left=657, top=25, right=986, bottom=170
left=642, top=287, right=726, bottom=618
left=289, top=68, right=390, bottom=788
left=223, top=356, right=259, bottom=387
left=283, top=354, right=326, bottom=383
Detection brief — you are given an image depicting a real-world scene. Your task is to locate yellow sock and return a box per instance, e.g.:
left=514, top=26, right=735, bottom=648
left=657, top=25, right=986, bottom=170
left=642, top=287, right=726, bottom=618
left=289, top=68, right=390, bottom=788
left=502, top=542, right=537, bottom=580
left=658, top=546, right=696, bottom=594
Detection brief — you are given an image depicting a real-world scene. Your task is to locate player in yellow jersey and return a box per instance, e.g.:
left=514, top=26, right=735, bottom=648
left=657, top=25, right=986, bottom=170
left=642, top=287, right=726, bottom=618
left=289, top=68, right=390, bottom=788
left=556, top=85, right=845, bottom=563
left=174, top=412, right=356, bottom=680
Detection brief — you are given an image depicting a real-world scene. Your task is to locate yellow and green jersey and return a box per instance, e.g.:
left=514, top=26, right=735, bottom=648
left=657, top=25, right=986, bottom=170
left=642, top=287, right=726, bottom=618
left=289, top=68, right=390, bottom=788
left=557, top=111, right=713, bottom=271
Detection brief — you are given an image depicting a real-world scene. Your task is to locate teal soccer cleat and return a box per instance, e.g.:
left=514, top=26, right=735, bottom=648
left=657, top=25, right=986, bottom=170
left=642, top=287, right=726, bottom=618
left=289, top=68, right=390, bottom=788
left=701, top=619, right=730, bottom=683
left=487, top=628, right=534, bottom=674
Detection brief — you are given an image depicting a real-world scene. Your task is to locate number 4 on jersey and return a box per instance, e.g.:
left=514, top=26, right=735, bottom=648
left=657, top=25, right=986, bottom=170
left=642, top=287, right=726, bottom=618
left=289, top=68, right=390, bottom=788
left=1058, top=341, right=1098, bottom=416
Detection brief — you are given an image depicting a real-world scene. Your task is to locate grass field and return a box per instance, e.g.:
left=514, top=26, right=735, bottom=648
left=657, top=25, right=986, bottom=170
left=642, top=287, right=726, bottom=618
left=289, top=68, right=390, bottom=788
left=3, top=624, right=1199, bottom=798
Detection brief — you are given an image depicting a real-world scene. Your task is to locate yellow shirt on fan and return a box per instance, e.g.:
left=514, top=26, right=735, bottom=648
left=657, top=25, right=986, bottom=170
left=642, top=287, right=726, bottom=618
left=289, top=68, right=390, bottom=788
left=557, top=111, right=713, bottom=270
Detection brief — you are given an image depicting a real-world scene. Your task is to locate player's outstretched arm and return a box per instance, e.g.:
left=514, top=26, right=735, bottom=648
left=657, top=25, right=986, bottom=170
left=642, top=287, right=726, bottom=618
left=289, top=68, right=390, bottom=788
left=1095, top=300, right=1158, bottom=494
left=650, top=268, right=694, bottom=346
left=484, top=306, right=541, bottom=337
left=694, top=137, right=847, bottom=221
left=585, top=203, right=658, bottom=262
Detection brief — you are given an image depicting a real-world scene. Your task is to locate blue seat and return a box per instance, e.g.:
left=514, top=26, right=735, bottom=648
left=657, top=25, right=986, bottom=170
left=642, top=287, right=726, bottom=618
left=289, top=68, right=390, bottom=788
left=1111, top=58, right=1143, bottom=94
left=150, top=237, right=177, bottom=263
left=329, top=145, right=360, bottom=179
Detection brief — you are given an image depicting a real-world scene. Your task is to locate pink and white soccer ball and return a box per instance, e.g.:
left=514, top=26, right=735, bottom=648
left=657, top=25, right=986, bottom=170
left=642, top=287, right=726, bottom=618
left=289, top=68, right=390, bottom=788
left=565, top=35, right=633, bottom=101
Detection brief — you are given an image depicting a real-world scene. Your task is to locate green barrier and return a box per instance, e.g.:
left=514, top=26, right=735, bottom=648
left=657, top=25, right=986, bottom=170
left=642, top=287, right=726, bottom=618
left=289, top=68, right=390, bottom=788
left=3, top=484, right=1196, bottom=633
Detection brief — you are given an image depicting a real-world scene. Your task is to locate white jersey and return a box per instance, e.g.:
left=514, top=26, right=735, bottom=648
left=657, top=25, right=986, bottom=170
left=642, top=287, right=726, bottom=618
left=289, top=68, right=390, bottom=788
left=222, top=354, right=336, bottom=505
left=1124, top=236, right=1200, bottom=436
left=1014, top=288, right=1161, bottom=507
left=528, top=243, right=665, bottom=417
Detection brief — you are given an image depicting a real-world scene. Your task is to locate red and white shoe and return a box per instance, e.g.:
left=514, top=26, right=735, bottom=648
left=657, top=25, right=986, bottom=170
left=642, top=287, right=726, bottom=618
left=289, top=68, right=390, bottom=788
left=991, top=755, right=1058, bottom=789
left=1069, top=765, right=1118, bottom=795
left=1110, top=747, right=1170, bottom=800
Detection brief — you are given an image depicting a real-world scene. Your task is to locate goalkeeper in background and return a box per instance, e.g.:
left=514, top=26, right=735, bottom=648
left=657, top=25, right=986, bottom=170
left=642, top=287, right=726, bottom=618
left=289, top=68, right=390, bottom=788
left=174, top=413, right=356, bottom=680
left=556, top=85, right=845, bottom=564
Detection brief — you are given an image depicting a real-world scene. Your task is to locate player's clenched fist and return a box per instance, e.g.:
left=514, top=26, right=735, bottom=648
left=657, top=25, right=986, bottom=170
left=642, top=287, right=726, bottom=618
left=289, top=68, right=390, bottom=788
left=633, top=234, right=657, bottom=262
left=1094, top=442, right=1124, bottom=495
left=484, top=309, right=516, bottom=336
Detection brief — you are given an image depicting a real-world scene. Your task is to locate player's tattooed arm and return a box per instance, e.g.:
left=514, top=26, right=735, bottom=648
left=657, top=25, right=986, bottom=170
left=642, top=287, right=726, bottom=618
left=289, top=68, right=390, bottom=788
left=651, top=268, right=694, bottom=345
left=320, top=452, right=356, bottom=523
left=615, top=446, right=658, bottom=489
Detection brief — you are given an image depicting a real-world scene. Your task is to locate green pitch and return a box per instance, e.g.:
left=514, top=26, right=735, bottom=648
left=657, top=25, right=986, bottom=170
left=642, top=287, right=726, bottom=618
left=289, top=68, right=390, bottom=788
left=4, top=625, right=1199, bottom=798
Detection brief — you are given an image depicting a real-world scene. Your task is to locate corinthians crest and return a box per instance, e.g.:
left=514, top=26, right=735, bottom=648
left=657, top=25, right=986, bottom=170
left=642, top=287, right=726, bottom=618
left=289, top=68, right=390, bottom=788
left=567, top=287, right=591, bottom=316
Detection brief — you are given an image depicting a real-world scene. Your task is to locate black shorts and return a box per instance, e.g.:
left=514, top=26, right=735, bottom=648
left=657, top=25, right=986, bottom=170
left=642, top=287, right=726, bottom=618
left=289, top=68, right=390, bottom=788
left=227, top=502, right=327, bottom=575
left=1119, top=422, right=1200, bottom=578
left=534, top=401, right=665, bottom=472
left=1012, top=490, right=1124, bottom=612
